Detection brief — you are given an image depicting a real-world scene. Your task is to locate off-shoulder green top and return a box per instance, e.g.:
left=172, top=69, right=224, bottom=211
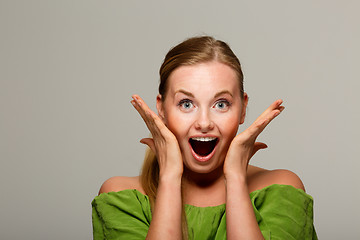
left=92, top=184, right=317, bottom=240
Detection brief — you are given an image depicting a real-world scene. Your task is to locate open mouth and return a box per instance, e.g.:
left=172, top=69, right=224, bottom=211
left=189, top=137, right=219, bottom=157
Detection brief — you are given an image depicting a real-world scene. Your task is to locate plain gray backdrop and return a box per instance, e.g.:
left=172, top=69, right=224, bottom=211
left=1, top=0, right=359, bottom=239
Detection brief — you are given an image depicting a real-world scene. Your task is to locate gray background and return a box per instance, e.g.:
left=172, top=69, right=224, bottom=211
left=1, top=0, right=359, bottom=239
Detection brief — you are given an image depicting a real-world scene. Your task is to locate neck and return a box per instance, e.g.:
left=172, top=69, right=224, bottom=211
left=181, top=165, right=226, bottom=207
left=182, top=165, right=225, bottom=189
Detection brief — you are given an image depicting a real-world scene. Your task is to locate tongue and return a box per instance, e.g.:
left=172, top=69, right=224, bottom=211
left=191, top=140, right=216, bottom=156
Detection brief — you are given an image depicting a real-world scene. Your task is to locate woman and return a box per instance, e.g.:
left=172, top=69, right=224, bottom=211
left=92, top=36, right=317, bottom=240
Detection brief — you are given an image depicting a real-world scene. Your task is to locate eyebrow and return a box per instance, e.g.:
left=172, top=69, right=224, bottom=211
left=175, top=89, right=233, bottom=98
left=214, top=90, right=233, bottom=98
left=174, top=89, right=195, bottom=98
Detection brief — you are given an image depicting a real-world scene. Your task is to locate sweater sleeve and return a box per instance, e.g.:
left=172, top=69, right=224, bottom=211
left=250, top=184, right=318, bottom=240
left=91, top=189, right=152, bottom=240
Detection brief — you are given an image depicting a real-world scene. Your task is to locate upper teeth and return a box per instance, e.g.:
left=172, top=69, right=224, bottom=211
left=191, top=137, right=217, bottom=142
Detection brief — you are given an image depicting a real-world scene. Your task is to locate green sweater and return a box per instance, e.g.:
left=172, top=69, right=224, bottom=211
left=92, top=184, right=317, bottom=240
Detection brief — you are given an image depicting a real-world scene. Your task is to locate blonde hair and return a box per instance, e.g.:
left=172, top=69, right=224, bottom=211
left=140, top=36, right=244, bottom=239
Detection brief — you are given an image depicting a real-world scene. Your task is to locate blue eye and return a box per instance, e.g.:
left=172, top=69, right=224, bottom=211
left=178, top=99, right=194, bottom=110
left=183, top=102, right=193, bottom=108
left=216, top=102, right=226, bottom=109
left=214, top=99, right=230, bottom=110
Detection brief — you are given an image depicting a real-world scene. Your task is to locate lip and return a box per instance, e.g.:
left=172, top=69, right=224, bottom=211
left=188, top=135, right=219, bottom=162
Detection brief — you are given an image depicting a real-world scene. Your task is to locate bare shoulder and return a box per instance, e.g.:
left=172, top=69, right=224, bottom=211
left=247, top=165, right=305, bottom=192
left=98, top=176, right=145, bottom=195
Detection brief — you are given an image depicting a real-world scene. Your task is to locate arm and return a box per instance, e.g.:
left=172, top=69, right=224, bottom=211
left=225, top=175, right=264, bottom=240
left=132, top=95, right=183, bottom=240
left=146, top=175, right=182, bottom=239
left=224, top=99, right=285, bottom=240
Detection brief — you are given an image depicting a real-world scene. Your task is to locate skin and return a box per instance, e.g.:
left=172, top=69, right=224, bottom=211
left=99, top=61, right=305, bottom=239
left=157, top=62, right=245, bottom=178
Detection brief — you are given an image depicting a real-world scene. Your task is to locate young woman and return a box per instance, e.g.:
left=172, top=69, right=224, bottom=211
left=92, top=36, right=317, bottom=240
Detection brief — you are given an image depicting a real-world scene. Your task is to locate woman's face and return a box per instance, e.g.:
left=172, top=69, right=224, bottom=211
left=157, top=61, right=248, bottom=175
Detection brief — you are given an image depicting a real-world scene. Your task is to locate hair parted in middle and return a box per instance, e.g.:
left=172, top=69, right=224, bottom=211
left=140, top=35, right=245, bottom=240
left=158, top=36, right=245, bottom=100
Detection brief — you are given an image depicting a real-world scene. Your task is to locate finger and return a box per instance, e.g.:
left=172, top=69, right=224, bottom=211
left=131, top=95, right=156, bottom=120
left=131, top=95, right=164, bottom=135
left=132, top=95, right=165, bottom=125
left=250, top=142, right=268, bottom=159
left=245, top=100, right=285, bottom=138
left=254, top=99, right=284, bottom=123
left=140, top=138, right=156, bottom=153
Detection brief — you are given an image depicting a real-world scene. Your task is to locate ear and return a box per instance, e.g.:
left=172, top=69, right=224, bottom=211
left=240, top=92, right=248, bottom=124
left=156, top=94, right=165, bottom=120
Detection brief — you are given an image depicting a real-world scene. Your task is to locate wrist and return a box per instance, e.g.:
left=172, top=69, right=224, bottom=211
left=158, top=172, right=182, bottom=186
left=224, top=170, right=247, bottom=183
left=224, top=173, right=248, bottom=188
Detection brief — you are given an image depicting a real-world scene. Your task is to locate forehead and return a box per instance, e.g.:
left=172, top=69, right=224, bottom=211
left=166, top=61, right=240, bottom=96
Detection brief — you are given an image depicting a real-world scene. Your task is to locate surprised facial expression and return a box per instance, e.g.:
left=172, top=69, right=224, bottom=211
left=157, top=61, right=248, bottom=175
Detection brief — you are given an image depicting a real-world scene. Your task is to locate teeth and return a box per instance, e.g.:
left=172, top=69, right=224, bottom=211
left=191, top=137, right=217, bottom=142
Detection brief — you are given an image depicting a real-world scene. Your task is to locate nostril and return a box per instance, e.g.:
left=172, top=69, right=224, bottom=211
left=195, top=118, right=214, bottom=131
left=195, top=122, right=214, bottom=132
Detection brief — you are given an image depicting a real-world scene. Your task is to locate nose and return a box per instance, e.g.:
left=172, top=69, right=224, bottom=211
left=194, top=109, right=214, bottom=132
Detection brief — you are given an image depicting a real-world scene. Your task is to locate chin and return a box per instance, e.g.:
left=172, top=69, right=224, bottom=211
left=183, top=153, right=224, bottom=175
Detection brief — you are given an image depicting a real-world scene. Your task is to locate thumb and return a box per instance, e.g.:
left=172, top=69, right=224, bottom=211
left=250, top=142, right=268, bottom=159
left=140, top=138, right=156, bottom=154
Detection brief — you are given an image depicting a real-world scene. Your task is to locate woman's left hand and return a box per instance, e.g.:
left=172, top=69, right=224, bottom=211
left=223, top=99, right=285, bottom=180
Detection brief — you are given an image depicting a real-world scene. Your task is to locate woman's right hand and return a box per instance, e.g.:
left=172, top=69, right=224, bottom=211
left=132, top=95, right=183, bottom=239
left=131, top=95, right=183, bottom=179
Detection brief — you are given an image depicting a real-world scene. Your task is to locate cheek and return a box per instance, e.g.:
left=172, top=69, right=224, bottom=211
left=217, top=114, right=241, bottom=138
left=164, top=111, right=192, bottom=139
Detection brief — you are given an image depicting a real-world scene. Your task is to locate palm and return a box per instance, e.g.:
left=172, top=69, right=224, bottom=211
left=224, top=99, right=285, bottom=177
left=131, top=95, right=183, bottom=177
